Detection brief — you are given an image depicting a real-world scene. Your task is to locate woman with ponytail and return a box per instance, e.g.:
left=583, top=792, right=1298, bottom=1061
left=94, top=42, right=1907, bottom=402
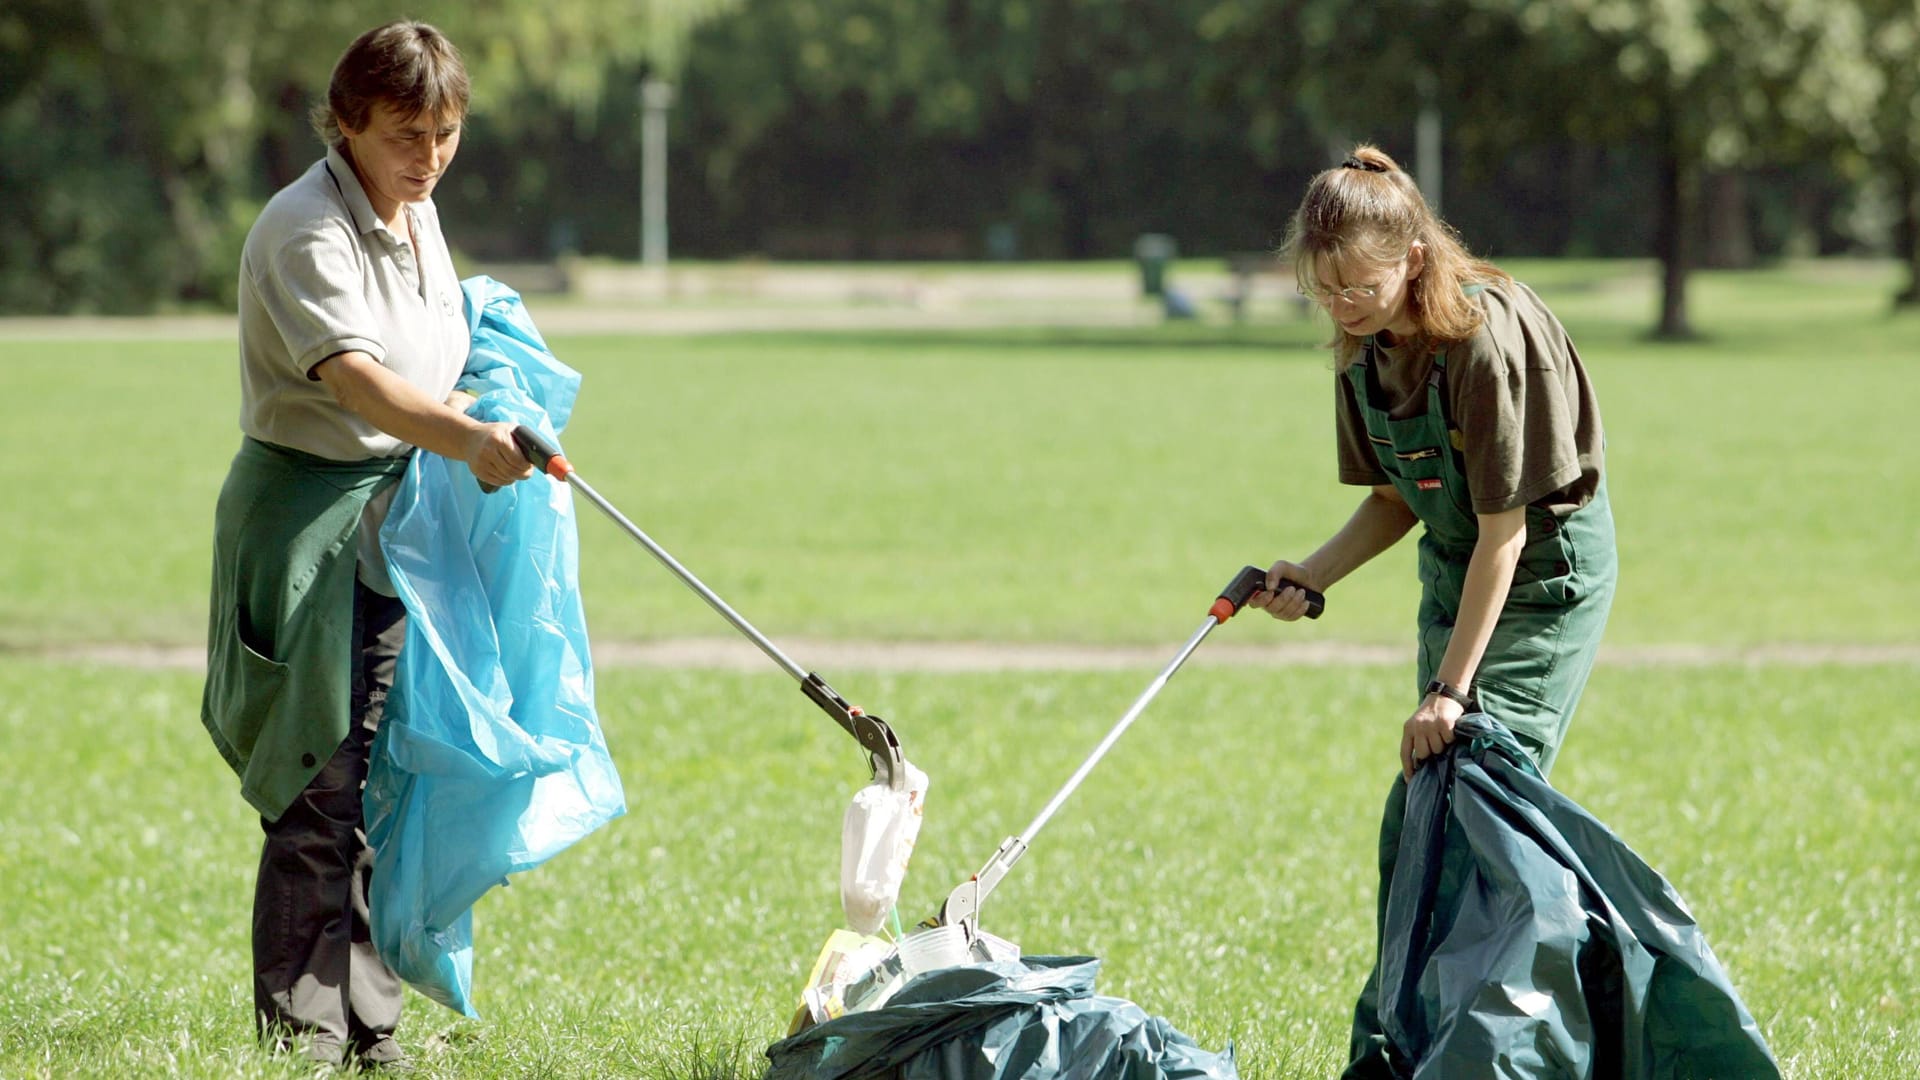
left=1249, top=145, right=1618, bottom=1076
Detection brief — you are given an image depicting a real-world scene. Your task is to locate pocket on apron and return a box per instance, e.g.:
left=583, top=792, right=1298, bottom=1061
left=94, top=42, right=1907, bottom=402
left=206, top=606, right=292, bottom=765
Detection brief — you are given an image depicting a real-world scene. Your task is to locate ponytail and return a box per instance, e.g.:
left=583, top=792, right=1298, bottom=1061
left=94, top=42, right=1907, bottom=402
left=1279, top=144, right=1509, bottom=364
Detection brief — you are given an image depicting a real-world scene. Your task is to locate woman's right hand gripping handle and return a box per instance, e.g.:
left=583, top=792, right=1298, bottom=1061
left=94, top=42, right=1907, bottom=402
left=477, top=425, right=572, bottom=493
left=467, top=421, right=538, bottom=490
left=1250, top=560, right=1323, bottom=621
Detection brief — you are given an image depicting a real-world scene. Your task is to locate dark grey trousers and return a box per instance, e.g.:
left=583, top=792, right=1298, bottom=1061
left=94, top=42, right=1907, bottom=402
left=252, top=581, right=406, bottom=1064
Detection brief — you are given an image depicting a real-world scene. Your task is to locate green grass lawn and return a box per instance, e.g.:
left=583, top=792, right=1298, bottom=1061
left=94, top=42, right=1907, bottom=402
left=1, top=258, right=1915, bottom=1076
left=1, top=258, right=1914, bottom=650
left=1, top=659, right=1914, bottom=1078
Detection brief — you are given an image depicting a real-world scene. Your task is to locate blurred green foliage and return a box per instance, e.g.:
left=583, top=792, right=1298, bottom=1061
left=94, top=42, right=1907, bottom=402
left=1, top=0, right=1916, bottom=320
left=0, top=0, right=739, bottom=313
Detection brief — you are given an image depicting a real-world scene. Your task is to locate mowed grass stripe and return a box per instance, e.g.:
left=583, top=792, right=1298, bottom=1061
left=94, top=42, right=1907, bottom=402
left=2, top=260, right=1915, bottom=650
left=2, top=659, right=1914, bottom=1077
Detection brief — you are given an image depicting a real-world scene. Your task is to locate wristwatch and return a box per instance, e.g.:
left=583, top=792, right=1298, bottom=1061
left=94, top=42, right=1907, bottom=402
left=1424, top=679, right=1474, bottom=709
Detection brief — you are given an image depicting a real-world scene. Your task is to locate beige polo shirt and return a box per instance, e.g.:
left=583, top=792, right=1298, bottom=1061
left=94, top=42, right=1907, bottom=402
left=236, top=144, right=468, bottom=462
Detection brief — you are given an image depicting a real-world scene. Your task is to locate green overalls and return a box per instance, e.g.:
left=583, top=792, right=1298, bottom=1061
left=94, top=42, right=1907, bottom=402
left=1348, top=339, right=1615, bottom=773
left=1340, top=335, right=1617, bottom=1079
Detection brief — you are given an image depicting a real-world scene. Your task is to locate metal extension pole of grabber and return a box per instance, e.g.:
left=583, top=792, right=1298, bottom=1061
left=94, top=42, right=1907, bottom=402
left=1021, top=615, right=1223, bottom=847
left=491, top=425, right=908, bottom=780
left=932, top=564, right=1324, bottom=937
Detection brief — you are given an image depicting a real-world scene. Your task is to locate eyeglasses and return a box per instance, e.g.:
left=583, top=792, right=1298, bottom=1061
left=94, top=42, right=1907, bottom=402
left=1300, top=251, right=1414, bottom=305
left=1298, top=282, right=1382, bottom=305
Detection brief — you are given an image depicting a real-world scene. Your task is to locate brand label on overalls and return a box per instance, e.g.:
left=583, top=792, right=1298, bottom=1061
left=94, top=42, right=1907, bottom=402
left=1417, top=478, right=1443, bottom=491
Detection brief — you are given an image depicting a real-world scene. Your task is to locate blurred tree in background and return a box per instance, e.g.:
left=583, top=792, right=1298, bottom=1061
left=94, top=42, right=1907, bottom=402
left=0, top=0, right=736, bottom=312
left=621, top=0, right=1330, bottom=261
left=1458, top=0, right=1886, bottom=335
left=1864, top=0, right=1920, bottom=303
left=1, top=0, right=1915, bottom=322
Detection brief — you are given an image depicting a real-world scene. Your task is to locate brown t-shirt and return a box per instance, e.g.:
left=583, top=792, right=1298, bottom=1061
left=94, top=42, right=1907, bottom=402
left=1335, top=281, right=1603, bottom=515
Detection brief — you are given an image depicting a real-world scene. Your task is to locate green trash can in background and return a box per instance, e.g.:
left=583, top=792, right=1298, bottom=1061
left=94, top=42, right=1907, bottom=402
left=1134, top=233, right=1176, bottom=298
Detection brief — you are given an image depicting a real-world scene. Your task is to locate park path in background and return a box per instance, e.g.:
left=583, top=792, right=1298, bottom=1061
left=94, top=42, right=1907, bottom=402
left=0, top=265, right=1279, bottom=341
left=22, top=638, right=1920, bottom=672
left=0, top=305, right=1147, bottom=340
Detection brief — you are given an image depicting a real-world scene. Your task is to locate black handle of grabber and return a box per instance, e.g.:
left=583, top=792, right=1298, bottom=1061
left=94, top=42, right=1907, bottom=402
left=479, top=425, right=570, bottom=493
left=510, top=425, right=562, bottom=473
left=1211, top=564, right=1325, bottom=621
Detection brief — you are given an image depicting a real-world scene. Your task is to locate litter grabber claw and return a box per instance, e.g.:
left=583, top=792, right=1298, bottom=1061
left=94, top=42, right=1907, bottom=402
left=499, top=424, right=924, bottom=932
left=929, top=565, right=1324, bottom=943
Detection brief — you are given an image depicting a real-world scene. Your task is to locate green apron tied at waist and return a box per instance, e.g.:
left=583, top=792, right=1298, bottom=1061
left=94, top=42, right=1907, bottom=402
left=201, top=437, right=410, bottom=821
left=1346, top=344, right=1616, bottom=774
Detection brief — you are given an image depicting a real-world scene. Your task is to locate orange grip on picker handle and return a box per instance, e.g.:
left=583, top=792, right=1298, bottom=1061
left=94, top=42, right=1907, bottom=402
left=1209, top=564, right=1325, bottom=622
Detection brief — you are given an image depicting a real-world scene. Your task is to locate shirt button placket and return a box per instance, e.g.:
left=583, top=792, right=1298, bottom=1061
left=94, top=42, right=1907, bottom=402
left=394, top=239, right=417, bottom=291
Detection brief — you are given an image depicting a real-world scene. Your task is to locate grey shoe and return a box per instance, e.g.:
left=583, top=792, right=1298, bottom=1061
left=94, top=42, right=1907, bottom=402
left=262, top=1032, right=347, bottom=1068
left=352, top=1035, right=412, bottom=1072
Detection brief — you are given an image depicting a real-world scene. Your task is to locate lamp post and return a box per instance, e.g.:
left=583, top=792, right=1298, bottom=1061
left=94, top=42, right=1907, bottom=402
left=1416, top=68, right=1442, bottom=214
left=640, top=77, right=675, bottom=266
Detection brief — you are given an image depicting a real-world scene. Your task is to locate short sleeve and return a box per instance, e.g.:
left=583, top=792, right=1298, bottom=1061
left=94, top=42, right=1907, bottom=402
left=1450, top=299, right=1583, bottom=514
left=255, top=223, right=387, bottom=377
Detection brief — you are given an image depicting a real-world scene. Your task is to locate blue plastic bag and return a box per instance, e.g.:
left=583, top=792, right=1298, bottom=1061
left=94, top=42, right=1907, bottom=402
left=365, top=277, right=626, bottom=1016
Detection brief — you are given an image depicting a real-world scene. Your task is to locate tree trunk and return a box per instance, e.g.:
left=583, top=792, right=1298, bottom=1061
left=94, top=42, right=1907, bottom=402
left=1653, top=132, right=1696, bottom=339
left=161, top=171, right=221, bottom=302
left=1786, top=173, right=1823, bottom=258
left=1564, top=142, right=1597, bottom=256
left=260, top=80, right=310, bottom=193
left=1700, top=169, right=1752, bottom=270
left=1897, top=165, right=1920, bottom=307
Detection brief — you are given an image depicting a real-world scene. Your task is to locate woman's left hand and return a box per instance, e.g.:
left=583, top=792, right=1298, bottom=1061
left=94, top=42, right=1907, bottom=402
left=1402, top=693, right=1465, bottom=780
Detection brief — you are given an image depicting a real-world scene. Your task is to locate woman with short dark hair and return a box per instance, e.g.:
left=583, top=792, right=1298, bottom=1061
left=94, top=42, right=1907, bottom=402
left=200, top=21, right=532, bottom=1069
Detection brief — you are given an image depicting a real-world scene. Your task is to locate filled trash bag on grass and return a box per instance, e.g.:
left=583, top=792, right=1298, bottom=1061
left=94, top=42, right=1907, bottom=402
left=1357, top=714, right=1778, bottom=1079
left=765, top=955, right=1238, bottom=1080
left=365, top=276, right=625, bottom=1016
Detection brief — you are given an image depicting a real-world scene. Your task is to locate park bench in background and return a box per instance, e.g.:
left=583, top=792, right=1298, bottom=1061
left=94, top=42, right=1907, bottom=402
left=1222, top=251, right=1310, bottom=322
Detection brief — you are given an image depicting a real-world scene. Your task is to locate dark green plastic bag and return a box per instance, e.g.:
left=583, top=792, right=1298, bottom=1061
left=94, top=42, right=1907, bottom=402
left=765, top=956, right=1237, bottom=1080
left=1357, top=715, right=1779, bottom=1079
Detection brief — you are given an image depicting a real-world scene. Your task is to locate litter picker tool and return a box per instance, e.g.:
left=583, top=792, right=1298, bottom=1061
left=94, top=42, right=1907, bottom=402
left=929, top=564, right=1323, bottom=941
left=495, top=425, right=923, bottom=934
